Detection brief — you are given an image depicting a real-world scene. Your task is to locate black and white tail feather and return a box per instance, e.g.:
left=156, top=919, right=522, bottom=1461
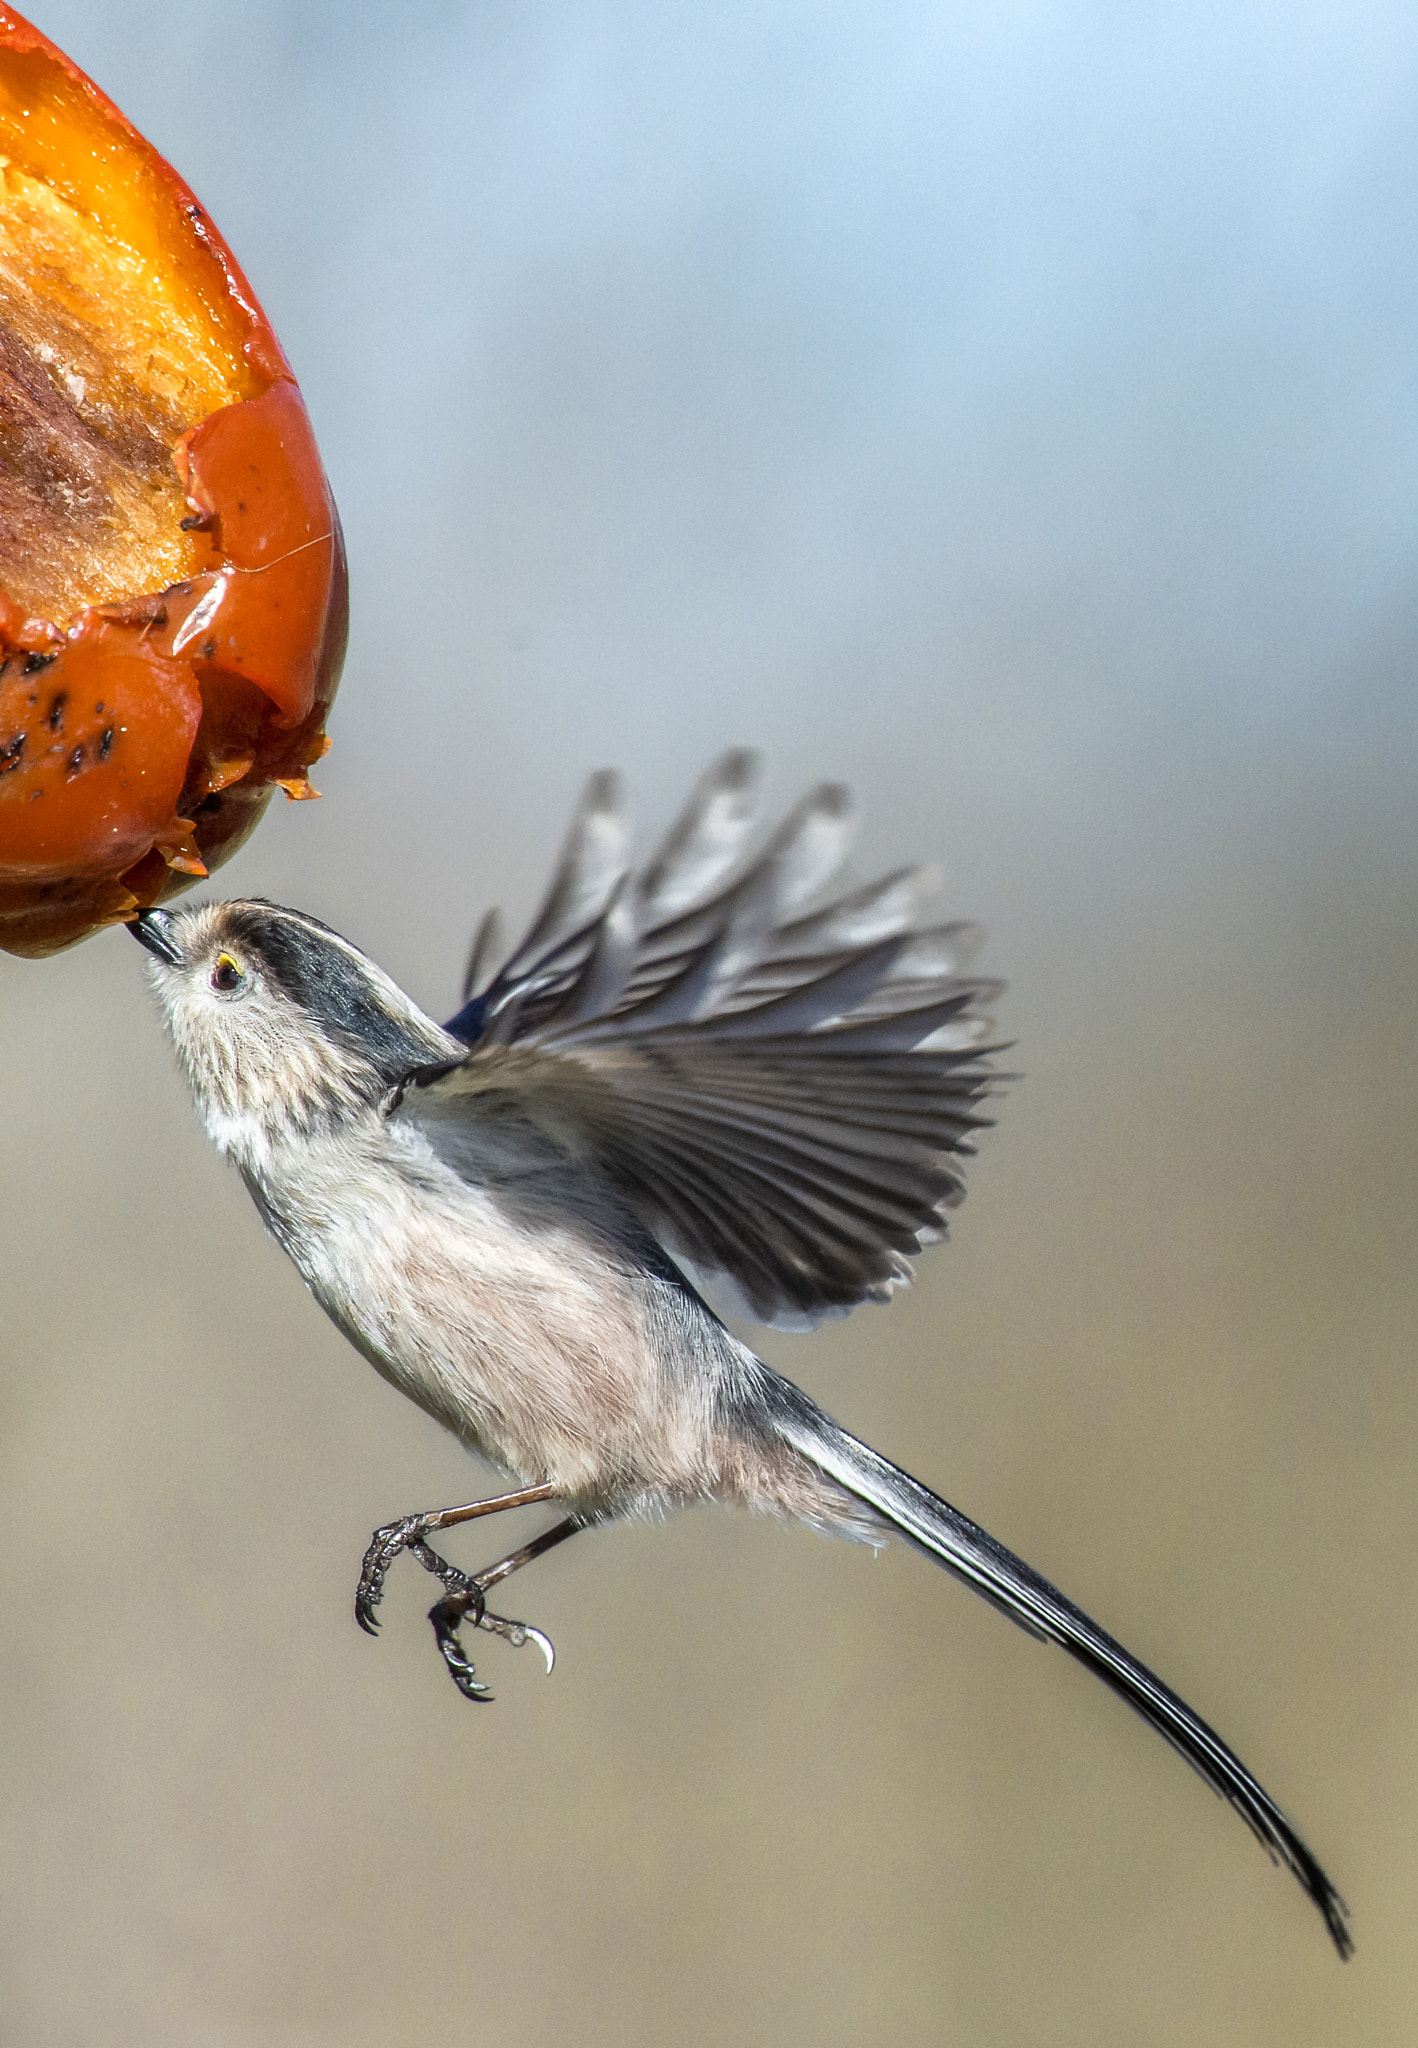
left=769, top=1383, right=1352, bottom=1957
left=426, top=749, right=1350, bottom=1957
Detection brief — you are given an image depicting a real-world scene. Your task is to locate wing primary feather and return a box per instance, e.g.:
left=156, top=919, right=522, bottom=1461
left=601, top=861, right=784, bottom=1032
left=638, top=747, right=763, bottom=919
left=620, top=779, right=859, bottom=1025
left=616, top=1094, right=960, bottom=1238
left=770, top=866, right=930, bottom=955
left=751, top=780, right=858, bottom=918
left=460, top=907, right=503, bottom=1003
left=611, top=1071, right=990, bottom=1168
left=554, top=875, right=640, bottom=1027
left=498, top=768, right=630, bottom=978
left=484, top=983, right=532, bottom=1047
left=604, top=1124, right=794, bottom=1307
left=810, top=994, right=1005, bottom=1053
left=674, top=935, right=908, bottom=1039
left=631, top=1124, right=955, bottom=1259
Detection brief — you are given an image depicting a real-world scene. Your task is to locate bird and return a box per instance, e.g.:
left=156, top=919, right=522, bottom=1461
left=129, top=747, right=1350, bottom=1956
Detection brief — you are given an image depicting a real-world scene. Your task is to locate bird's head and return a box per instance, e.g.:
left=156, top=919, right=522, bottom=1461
left=131, top=900, right=457, bottom=1154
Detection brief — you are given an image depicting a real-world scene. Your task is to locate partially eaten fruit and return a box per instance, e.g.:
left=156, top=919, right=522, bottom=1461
left=0, top=7, right=346, bottom=956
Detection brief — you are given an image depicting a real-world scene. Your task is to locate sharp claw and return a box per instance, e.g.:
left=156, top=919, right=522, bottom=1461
left=475, top=1608, right=556, bottom=1673
left=355, top=1513, right=438, bottom=1642
left=438, top=1632, right=495, bottom=1703
left=428, top=1587, right=496, bottom=1704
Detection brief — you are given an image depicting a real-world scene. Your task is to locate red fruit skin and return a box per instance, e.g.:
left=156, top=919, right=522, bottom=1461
left=0, top=7, right=347, bottom=956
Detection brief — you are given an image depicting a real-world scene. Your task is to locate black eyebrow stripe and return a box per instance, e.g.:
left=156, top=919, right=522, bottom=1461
left=220, top=903, right=445, bottom=1081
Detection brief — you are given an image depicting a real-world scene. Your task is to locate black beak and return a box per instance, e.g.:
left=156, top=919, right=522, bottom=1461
left=128, top=907, right=183, bottom=966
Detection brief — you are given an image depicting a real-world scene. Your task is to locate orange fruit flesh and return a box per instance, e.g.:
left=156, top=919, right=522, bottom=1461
left=0, top=16, right=345, bottom=957
left=0, top=42, right=254, bottom=628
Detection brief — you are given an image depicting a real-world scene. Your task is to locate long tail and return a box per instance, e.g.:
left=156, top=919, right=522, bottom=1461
left=763, top=1377, right=1352, bottom=1957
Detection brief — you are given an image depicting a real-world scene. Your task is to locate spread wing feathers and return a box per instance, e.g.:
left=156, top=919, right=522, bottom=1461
left=427, top=751, right=1003, bottom=1323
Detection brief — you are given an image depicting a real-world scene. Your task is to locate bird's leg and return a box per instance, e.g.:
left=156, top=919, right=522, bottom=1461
left=422, top=1518, right=582, bottom=1703
left=354, top=1482, right=558, bottom=1635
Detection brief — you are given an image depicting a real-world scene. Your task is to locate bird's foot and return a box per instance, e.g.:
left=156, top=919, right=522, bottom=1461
left=424, top=1568, right=556, bottom=1704
left=355, top=1510, right=439, bottom=1634
left=356, top=1518, right=556, bottom=1701
left=355, top=1484, right=562, bottom=1637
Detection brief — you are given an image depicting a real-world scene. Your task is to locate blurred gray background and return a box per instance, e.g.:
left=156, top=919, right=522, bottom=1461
left=2, top=2, right=1415, bottom=2041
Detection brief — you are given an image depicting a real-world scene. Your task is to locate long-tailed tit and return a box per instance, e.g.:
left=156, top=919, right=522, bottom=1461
left=130, top=750, right=1350, bottom=1955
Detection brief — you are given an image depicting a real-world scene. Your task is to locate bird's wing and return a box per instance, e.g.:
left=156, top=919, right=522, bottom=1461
left=406, top=751, right=1003, bottom=1326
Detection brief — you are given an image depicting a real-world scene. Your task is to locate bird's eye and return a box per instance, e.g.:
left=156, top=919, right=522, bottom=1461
left=211, top=953, right=244, bottom=993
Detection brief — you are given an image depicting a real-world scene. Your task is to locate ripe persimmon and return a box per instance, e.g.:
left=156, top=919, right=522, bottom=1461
left=0, top=6, right=346, bottom=956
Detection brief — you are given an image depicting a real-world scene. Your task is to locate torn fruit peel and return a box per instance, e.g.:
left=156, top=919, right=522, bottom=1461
left=0, top=7, right=346, bottom=956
